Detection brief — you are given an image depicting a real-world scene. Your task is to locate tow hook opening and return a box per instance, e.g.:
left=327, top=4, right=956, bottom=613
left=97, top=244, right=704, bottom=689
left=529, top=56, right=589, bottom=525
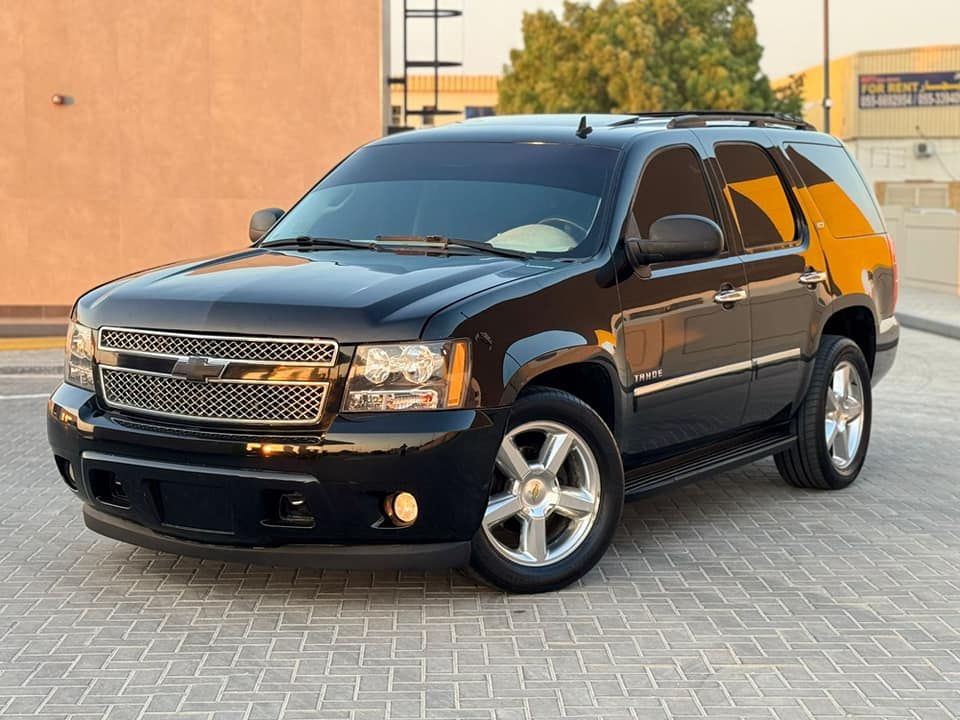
left=263, top=491, right=316, bottom=529
left=90, top=469, right=130, bottom=509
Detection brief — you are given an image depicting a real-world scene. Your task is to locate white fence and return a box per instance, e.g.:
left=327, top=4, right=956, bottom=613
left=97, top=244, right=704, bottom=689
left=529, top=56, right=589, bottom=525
left=883, top=206, right=960, bottom=295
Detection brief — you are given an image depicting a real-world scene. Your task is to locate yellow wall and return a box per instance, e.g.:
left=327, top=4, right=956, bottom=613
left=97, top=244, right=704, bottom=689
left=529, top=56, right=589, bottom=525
left=778, top=45, right=960, bottom=140
left=0, top=0, right=387, bottom=309
left=390, top=75, right=499, bottom=128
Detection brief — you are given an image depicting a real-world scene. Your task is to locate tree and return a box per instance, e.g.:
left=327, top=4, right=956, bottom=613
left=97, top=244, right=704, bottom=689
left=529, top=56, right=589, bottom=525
left=498, top=0, right=803, bottom=117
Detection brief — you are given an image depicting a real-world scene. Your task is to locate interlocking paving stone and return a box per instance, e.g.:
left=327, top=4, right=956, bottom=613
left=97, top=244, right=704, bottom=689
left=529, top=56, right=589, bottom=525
left=1, top=328, right=959, bottom=718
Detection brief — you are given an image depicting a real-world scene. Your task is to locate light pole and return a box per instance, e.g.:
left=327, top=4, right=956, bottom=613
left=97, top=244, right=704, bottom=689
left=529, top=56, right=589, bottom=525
left=823, top=0, right=831, bottom=133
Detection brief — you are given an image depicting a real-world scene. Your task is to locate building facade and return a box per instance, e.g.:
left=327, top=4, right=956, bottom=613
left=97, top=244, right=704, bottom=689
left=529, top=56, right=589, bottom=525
left=782, top=46, right=960, bottom=295
left=781, top=45, right=960, bottom=211
left=0, top=0, right=390, bottom=318
left=390, top=74, right=499, bottom=129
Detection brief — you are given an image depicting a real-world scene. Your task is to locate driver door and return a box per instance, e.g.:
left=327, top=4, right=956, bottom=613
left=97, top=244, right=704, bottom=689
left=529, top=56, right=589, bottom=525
left=617, top=144, right=751, bottom=455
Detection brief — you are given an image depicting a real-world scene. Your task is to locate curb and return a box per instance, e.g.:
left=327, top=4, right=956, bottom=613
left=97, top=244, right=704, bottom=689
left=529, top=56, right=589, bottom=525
left=0, top=337, right=64, bottom=351
left=896, top=313, right=960, bottom=341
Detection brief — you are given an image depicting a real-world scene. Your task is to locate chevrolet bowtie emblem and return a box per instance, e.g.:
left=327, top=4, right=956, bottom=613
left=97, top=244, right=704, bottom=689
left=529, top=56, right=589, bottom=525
left=171, top=356, right=228, bottom=382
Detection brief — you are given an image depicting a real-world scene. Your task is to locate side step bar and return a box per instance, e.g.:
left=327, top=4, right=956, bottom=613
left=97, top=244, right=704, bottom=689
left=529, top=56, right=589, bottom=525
left=624, top=432, right=796, bottom=497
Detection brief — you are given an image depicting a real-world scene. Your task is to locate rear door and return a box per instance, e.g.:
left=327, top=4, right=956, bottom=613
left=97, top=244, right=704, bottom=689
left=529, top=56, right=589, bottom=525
left=617, top=142, right=751, bottom=455
left=708, top=133, right=824, bottom=425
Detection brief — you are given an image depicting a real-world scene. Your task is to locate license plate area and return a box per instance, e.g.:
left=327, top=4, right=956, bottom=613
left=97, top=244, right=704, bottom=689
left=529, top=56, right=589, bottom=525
left=155, top=479, right=234, bottom=534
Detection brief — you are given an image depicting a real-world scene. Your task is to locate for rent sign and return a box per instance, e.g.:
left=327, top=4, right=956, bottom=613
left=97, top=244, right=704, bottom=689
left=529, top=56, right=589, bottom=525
left=859, top=71, right=960, bottom=109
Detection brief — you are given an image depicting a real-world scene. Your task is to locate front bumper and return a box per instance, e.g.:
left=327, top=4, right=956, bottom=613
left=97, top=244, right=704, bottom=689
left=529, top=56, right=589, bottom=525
left=83, top=505, right=470, bottom=569
left=47, top=383, right=509, bottom=568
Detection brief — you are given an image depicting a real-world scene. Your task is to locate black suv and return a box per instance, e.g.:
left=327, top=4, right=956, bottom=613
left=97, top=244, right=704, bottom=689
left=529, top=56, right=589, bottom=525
left=48, top=112, right=899, bottom=593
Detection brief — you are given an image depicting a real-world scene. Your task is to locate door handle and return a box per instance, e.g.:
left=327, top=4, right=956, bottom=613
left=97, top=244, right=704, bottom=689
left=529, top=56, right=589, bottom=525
left=798, top=270, right=827, bottom=286
left=713, top=288, right=747, bottom=305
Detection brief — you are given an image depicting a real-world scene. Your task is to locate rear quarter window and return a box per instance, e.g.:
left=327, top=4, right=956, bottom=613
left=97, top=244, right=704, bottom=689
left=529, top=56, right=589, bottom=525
left=785, top=143, right=886, bottom=238
left=714, top=143, right=798, bottom=250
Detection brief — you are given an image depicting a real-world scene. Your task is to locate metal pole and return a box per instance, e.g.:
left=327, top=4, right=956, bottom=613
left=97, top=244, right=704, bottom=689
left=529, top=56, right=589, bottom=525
left=823, top=0, right=831, bottom=133
left=433, top=0, right=440, bottom=118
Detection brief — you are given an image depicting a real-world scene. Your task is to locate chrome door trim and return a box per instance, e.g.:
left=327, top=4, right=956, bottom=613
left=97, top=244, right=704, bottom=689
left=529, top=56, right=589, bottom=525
left=633, top=360, right=752, bottom=397
left=633, top=349, right=803, bottom=397
left=752, top=348, right=802, bottom=367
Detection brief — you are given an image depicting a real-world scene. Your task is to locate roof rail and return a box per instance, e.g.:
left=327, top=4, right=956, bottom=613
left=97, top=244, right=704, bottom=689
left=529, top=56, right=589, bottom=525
left=615, top=110, right=816, bottom=132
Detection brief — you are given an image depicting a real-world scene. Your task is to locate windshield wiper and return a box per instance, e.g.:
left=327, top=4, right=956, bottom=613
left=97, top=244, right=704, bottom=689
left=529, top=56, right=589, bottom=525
left=374, top=234, right=529, bottom=259
left=262, top=236, right=380, bottom=251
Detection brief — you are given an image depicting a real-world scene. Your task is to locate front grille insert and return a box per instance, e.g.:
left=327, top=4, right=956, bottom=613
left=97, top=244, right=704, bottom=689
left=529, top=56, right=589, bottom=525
left=100, top=367, right=327, bottom=425
left=99, top=327, right=338, bottom=365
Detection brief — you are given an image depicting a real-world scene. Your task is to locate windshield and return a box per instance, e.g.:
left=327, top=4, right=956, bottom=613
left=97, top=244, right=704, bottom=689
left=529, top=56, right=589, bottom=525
left=264, top=141, right=620, bottom=258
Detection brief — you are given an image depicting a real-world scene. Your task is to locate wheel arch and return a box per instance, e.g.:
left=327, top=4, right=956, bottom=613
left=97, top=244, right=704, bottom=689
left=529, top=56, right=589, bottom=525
left=818, top=298, right=878, bottom=374
left=500, top=334, right=624, bottom=438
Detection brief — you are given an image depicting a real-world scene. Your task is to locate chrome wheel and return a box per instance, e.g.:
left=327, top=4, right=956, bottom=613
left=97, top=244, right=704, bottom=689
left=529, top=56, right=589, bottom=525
left=824, top=360, right=865, bottom=470
left=482, top=420, right=601, bottom=567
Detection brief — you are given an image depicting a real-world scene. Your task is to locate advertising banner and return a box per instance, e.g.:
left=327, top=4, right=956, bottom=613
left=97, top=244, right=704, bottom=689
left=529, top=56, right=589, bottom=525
left=859, top=72, right=960, bottom=109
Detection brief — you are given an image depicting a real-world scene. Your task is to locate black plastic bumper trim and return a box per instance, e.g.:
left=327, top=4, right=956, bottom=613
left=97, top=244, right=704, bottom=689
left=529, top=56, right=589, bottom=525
left=83, top=505, right=472, bottom=570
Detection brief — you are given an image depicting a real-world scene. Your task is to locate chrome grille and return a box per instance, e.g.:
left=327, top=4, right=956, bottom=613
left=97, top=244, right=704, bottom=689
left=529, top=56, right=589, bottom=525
left=99, top=327, right=337, bottom=365
left=100, top=367, right=327, bottom=425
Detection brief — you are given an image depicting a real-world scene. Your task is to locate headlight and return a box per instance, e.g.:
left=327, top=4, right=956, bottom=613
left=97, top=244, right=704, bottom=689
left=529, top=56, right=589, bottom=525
left=64, top=321, right=95, bottom=390
left=343, top=339, right=471, bottom=412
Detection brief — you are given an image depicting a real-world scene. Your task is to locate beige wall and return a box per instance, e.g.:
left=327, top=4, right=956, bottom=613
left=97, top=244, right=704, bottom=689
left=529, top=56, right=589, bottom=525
left=0, top=0, right=387, bottom=309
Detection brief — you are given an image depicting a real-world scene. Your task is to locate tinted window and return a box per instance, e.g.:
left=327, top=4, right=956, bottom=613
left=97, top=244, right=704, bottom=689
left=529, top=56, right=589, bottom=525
left=628, top=146, right=718, bottom=240
left=715, top=144, right=797, bottom=249
left=786, top=142, right=885, bottom=238
left=266, top=142, right=619, bottom=258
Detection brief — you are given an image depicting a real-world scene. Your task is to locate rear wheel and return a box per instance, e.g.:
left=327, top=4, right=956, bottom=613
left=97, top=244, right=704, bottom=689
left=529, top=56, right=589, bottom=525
left=469, top=387, right=623, bottom=593
left=775, top=335, right=872, bottom=490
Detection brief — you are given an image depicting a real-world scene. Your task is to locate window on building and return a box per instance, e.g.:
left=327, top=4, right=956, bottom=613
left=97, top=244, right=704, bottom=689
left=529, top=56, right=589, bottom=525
left=882, top=181, right=953, bottom=210
left=627, top=146, right=719, bottom=242
left=465, top=106, right=496, bottom=119
left=715, top=144, right=798, bottom=249
left=390, top=105, right=402, bottom=127
left=421, top=105, right=436, bottom=126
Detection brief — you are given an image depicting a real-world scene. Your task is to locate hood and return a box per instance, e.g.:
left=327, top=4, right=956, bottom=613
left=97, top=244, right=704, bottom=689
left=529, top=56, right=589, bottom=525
left=76, top=246, right=552, bottom=343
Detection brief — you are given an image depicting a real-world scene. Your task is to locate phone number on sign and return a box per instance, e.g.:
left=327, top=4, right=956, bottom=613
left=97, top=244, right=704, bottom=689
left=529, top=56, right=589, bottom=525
left=860, top=91, right=960, bottom=108
left=917, top=91, right=960, bottom=106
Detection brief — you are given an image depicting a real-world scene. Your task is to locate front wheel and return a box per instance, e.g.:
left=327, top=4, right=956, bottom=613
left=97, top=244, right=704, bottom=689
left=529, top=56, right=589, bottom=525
left=469, top=387, right=623, bottom=593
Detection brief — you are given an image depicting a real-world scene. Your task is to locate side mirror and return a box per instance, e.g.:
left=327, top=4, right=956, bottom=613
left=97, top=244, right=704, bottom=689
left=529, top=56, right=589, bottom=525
left=249, top=208, right=284, bottom=243
left=625, top=214, right=723, bottom=266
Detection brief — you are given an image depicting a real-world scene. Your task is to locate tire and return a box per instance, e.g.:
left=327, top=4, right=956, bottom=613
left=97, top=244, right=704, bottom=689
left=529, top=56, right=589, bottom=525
left=775, top=335, right=872, bottom=490
left=469, top=386, right=624, bottom=593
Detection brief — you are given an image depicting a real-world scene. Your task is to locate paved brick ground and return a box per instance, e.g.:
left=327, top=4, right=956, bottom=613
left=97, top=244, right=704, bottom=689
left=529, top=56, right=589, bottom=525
left=1, top=328, right=958, bottom=719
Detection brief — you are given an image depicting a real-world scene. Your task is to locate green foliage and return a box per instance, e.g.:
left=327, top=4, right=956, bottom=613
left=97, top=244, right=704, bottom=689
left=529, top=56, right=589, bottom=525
left=773, top=73, right=805, bottom=117
left=499, top=0, right=802, bottom=117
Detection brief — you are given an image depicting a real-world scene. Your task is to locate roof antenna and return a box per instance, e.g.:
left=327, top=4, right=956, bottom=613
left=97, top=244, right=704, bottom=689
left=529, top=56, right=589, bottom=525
left=575, top=115, right=593, bottom=139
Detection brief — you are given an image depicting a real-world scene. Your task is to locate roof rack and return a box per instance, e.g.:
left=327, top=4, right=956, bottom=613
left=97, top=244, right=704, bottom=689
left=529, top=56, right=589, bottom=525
left=613, top=110, right=816, bottom=132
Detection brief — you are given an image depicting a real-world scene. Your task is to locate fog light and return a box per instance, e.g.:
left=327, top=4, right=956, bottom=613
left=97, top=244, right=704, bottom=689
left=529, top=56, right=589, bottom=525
left=385, top=492, right=418, bottom=527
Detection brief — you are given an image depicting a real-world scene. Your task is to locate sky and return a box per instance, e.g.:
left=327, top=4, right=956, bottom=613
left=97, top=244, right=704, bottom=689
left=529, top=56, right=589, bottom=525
left=391, top=0, right=960, bottom=80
